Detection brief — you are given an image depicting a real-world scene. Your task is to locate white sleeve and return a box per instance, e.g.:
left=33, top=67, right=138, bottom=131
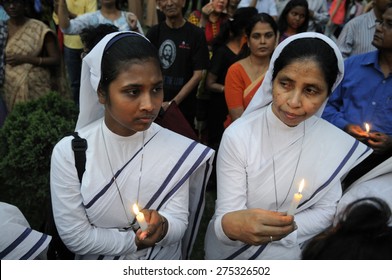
left=155, top=180, right=189, bottom=247
left=294, top=181, right=342, bottom=244
left=61, top=13, right=98, bottom=35
left=212, top=131, right=248, bottom=245
left=238, top=0, right=251, bottom=8
left=268, top=0, right=278, bottom=17
left=50, top=139, right=138, bottom=256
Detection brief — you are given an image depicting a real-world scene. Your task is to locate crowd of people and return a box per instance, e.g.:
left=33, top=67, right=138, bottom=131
left=0, top=0, right=391, bottom=260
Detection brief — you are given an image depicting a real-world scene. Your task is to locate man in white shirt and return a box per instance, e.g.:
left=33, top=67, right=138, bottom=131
left=238, top=0, right=278, bottom=19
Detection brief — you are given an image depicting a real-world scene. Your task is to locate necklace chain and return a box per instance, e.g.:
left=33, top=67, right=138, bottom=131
left=101, top=121, right=145, bottom=226
left=266, top=110, right=305, bottom=211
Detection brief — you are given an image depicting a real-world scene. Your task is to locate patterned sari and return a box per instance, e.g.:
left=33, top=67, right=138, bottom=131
left=4, top=19, right=55, bottom=112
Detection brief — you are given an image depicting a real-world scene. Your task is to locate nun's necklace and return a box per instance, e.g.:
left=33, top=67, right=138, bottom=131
left=101, top=120, right=145, bottom=228
left=266, top=108, right=305, bottom=212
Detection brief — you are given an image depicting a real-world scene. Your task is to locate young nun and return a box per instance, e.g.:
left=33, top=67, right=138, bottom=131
left=204, top=32, right=372, bottom=260
left=50, top=32, right=214, bottom=260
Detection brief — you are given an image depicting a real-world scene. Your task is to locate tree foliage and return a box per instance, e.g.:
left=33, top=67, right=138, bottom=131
left=0, top=92, right=78, bottom=228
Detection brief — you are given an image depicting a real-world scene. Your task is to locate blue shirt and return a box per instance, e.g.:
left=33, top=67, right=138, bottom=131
left=322, top=51, right=392, bottom=135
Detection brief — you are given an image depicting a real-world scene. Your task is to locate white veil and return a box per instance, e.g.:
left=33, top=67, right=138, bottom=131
left=242, top=32, right=345, bottom=118
left=75, top=31, right=150, bottom=130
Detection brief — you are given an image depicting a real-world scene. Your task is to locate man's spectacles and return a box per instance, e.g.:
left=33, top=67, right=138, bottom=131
left=376, top=19, right=392, bottom=30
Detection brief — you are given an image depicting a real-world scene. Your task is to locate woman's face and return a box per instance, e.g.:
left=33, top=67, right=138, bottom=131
left=229, top=0, right=240, bottom=7
left=271, top=58, right=328, bottom=127
left=212, top=0, right=228, bottom=13
left=99, top=58, right=164, bottom=136
left=3, top=0, right=24, bottom=18
left=287, top=6, right=306, bottom=31
left=247, top=22, right=277, bottom=58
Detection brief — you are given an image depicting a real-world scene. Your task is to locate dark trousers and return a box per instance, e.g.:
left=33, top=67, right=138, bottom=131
left=64, top=46, right=83, bottom=106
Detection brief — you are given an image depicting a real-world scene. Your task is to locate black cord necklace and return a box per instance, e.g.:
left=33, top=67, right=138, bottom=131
left=265, top=108, right=305, bottom=211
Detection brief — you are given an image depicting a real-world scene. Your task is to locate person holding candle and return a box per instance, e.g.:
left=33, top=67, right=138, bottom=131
left=204, top=32, right=372, bottom=260
left=322, top=3, right=392, bottom=189
left=50, top=31, right=214, bottom=260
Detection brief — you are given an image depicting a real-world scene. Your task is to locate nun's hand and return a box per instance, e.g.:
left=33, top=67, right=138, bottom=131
left=135, top=210, right=168, bottom=249
left=221, top=209, right=295, bottom=246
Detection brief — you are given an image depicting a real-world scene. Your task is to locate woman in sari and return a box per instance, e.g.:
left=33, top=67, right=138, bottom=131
left=224, top=13, right=277, bottom=127
left=50, top=32, right=214, bottom=260
left=2, top=0, right=61, bottom=113
left=204, top=32, right=372, bottom=260
left=205, top=7, right=257, bottom=149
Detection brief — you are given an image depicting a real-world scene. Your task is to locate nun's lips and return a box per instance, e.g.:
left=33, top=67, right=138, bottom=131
left=283, top=111, right=303, bottom=119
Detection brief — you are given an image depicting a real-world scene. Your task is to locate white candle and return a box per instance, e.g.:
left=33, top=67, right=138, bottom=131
left=287, top=179, right=305, bottom=215
left=133, top=204, right=148, bottom=231
left=364, top=122, right=370, bottom=136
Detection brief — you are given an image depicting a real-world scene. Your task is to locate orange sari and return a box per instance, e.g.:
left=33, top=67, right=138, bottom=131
left=224, top=63, right=265, bottom=127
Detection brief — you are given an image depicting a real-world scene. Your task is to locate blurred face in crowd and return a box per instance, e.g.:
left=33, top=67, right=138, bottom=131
left=212, top=0, right=228, bottom=13
left=287, top=6, right=306, bottom=31
left=247, top=21, right=277, bottom=59
left=372, top=6, right=392, bottom=50
left=158, top=0, right=185, bottom=19
left=3, top=0, right=25, bottom=18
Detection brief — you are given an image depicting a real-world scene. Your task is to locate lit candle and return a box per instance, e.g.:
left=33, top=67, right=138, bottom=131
left=364, top=122, right=370, bottom=136
left=287, top=179, right=305, bottom=215
left=133, top=204, right=148, bottom=231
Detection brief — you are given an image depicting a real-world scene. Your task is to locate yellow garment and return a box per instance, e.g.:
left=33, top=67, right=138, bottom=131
left=52, top=0, right=97, bottom=49
left=4, top=19, right=56, bottom=111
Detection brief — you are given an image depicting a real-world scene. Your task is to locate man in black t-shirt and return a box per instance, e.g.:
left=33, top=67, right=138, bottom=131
left=147, top=0, right=210, bottom=130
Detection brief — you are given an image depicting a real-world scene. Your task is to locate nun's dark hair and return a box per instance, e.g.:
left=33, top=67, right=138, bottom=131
left=272, top=37, right=339, bottom=95
left=302, top=197, right=392, bottom=260
left=99, top=33, right=160, bottom=95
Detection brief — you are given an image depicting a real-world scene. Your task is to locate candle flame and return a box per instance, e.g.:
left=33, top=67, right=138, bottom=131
left=132, top=204, right=140, bottom=215
left=364, top=123, right=370, bottom=133
left=298, top=179, right=305, bottom=193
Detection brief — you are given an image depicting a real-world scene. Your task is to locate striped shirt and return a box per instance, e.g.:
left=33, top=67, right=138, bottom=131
left=337, top=10, right=377, bottom=59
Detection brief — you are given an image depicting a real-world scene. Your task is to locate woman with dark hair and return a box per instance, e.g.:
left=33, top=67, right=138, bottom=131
left=205, top=6, right=258, bottom=150
left=50, top=32, right=214, bottom=260
left=278, top=0, right=310, bottom=43
left=302, top=197, right=392, bottom=259
left=224, top=13, right=278, bottom=127
left=204, top=32, right=371, bottom=260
